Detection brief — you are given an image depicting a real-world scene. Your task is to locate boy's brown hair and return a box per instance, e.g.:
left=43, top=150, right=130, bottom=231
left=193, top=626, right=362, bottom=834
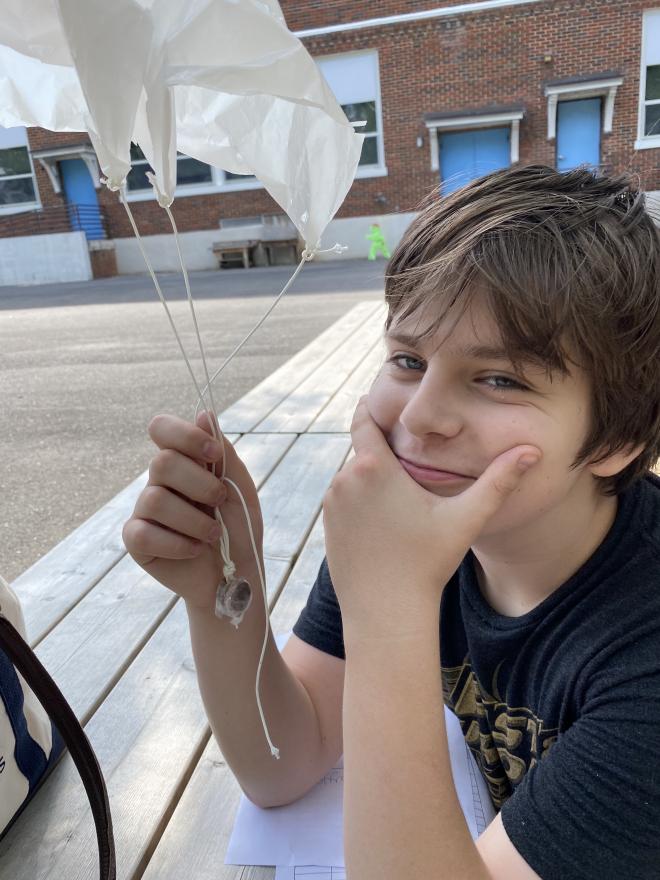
left=385, top=164, right=660, bottom=496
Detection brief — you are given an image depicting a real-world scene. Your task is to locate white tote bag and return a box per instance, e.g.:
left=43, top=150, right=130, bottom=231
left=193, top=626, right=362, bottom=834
left=0, top=574, right=60, bottom=835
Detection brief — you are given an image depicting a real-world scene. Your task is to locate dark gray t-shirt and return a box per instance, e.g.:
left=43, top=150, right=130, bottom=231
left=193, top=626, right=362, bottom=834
left=293, top=473, right=660, bottom=880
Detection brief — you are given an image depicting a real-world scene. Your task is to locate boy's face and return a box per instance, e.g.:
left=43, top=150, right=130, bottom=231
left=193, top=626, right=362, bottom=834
left=368, top=294, right=603, bottom=540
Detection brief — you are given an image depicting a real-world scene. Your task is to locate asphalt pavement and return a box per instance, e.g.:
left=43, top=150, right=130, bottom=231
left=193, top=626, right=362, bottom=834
left=1, top=259, right=385, bottom=582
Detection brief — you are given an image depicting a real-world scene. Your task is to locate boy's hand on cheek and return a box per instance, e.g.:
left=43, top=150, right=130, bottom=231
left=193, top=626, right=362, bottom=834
left=322, top=396, right=542, bottom=641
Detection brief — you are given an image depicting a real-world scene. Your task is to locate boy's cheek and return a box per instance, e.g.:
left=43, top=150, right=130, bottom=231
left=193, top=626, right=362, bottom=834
left=366, top=378, right=401, bottom=431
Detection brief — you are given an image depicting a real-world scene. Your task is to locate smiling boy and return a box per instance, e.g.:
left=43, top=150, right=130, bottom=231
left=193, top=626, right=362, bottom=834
left=124, top=165, right=660, bottom=880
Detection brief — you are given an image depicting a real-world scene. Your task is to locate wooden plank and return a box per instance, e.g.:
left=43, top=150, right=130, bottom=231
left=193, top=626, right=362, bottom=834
left=12, top=471, right=148, bottom=646
left=254, top=308, right=386, bottom=434
left=308, top=337, right=385, bottom=433
left=268, top=512, right=328, bottom=635
left=233, top=432, right=297, bottom=487
left=218, top=301, right=382, bottom=434
left=260, top=434, right=351, bottom=562
left=140, top=738, right=246, bottom=880
left=34, top=554, right=175, bottom=724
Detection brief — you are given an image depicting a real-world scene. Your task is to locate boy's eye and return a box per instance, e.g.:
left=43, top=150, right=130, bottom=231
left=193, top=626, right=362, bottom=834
left=481, top=375, right=528, bottom=391
left=388, top=354, right=424, bottom=371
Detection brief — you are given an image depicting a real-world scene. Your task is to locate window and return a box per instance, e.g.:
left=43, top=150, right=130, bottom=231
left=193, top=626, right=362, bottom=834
left=126, top=144, right=258, bottom=197
left=127, top=144, right=213, bottom=191
left=316, top=51, right=385, bottom=174
left=0, top=126, right=39, bottom=209
left=637, top=10, right=660, bottom=149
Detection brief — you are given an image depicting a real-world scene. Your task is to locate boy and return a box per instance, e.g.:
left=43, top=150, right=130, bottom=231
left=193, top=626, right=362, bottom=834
left=123, top=165, right=660, bottom=880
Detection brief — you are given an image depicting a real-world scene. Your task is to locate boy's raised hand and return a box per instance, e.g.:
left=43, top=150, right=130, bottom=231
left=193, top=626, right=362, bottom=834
left=123, top=413, right=264, bottom=612
left=322, top=397, right=542, bottom=639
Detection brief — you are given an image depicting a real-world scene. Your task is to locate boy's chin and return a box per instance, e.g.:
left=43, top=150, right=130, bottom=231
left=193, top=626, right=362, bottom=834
left=406, top=475, right=472, bottom=497
left=426, top=483, right=471, bottom=497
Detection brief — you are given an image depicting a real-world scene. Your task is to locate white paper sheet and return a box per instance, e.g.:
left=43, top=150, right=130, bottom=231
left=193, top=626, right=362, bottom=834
left=226, top=632, right=495, bottom=872
left=274, top=868, right=346, bottom=880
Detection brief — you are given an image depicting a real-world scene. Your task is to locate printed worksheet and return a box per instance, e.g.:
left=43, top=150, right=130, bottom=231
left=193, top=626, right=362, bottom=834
left=226, top=632, right=495, bottom=873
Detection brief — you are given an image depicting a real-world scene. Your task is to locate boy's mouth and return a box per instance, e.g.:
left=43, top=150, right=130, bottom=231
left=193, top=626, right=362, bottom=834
left=395, top=455, right=475, bottom=483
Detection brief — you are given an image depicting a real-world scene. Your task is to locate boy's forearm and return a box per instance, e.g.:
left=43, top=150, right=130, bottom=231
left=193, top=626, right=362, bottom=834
left=185, top=567, right=324, bottom=808
left=343, top=598, right=491, bottom=880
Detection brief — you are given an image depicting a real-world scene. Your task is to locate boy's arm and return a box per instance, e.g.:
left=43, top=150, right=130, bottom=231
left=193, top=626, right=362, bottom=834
left=186, top=563, right=344, bottom=809
left=342, top=593, right=540, bottom=880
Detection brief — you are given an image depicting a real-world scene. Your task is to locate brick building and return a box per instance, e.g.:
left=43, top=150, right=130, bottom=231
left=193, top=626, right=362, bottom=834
left=0, top=0, right=658, bottom=283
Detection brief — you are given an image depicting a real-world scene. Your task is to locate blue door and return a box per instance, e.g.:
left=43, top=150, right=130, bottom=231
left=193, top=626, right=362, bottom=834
left=439, top=127, right=510, bottom=196
left=556, top=98, right=601, bottom=171
left=60, top=159, right=105, bottom=240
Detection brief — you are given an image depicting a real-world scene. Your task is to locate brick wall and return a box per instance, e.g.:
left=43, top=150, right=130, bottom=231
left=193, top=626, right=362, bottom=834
left=22, top=0, right=660, bottom=239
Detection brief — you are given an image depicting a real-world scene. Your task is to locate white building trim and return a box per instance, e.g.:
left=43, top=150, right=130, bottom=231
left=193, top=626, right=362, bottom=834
left=295, top=0, right=542, bottom=38
left=424, top=110, right=524, bottom=170
left=635, top=10, right=660, bottom=151
left=544, top=77, right=623, bottom=140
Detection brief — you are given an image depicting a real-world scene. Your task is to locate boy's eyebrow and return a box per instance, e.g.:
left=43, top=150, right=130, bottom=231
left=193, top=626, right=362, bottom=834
left=385, top=329, right=513, bottom=362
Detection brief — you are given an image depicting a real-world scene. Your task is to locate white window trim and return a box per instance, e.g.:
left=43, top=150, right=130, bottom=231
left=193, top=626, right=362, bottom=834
left=125, top=173, right=264, bottom=202
left=635, top=10, right=660, bottom=151
left=124, top=164, right=389, bottom=202
left=424, top=111, right=523, bottom=170
left=0, top=142, right=41, bottom=215
left=544, top=78, right=623, bottom=141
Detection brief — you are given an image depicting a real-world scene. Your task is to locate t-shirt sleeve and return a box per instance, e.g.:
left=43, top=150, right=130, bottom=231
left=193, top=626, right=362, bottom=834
left=500, top=656, right=660, bottom=880
left=292, top=556, right=345, bottom=660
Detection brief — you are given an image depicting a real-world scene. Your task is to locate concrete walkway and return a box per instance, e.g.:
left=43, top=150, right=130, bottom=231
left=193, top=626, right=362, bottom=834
left=1, top=259, right=386, bottom=581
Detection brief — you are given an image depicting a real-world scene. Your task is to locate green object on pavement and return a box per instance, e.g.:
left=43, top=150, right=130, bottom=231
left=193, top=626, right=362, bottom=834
left=366, top=224, right=391, bottom=260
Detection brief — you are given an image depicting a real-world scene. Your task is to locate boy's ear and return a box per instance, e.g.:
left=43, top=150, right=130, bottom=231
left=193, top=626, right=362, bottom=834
left=587, top=442, right=646, bottom=478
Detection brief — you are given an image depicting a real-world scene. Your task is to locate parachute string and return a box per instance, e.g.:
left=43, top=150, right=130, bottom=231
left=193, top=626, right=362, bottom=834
left=119, top=181, right=346, bottom=759
left=118, top=189, right=209, bottom=410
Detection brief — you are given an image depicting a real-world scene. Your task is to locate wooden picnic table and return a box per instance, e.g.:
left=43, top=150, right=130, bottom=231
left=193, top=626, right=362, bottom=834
left=0, top=300, right=386, bottom=880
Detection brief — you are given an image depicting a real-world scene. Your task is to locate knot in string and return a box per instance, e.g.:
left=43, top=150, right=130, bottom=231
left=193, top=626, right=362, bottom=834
left=302, top=242, right=348, bottom=261
left=99, top=176, right=124, bottom=193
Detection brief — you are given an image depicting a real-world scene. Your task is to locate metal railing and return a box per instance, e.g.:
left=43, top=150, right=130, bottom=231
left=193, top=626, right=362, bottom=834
left=0, top=202, right=108, bottom=241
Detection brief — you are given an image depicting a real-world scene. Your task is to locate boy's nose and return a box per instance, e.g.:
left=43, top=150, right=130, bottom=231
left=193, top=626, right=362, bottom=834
left=398, top=383, right=464, bottom=439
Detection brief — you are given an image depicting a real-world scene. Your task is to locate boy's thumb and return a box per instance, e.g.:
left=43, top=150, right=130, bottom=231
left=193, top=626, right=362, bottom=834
left=457, top=446, right=542, bottom=531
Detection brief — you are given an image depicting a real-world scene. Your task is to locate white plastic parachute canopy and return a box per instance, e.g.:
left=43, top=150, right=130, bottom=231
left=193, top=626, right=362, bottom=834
left=0, top=0, right=364, bottom=249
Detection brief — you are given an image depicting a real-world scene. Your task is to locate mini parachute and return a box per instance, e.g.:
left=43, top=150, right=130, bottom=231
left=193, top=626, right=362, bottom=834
left=0, top=0, right=363, bottom=249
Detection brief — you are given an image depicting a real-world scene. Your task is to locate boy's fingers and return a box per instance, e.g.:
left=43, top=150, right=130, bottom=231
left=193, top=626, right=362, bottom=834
left=457, top=446, right=542, bottom=532
left=148, top=450, right=226, bottom=508
left=123, top=518, right=204, bottom=563
left=134, top=486, right=222, bottom=544
left=148, top=413, right=224, bottom=463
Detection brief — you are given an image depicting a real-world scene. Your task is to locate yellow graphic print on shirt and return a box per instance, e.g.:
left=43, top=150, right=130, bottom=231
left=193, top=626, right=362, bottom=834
left=442, top=657, right=559, bottom=810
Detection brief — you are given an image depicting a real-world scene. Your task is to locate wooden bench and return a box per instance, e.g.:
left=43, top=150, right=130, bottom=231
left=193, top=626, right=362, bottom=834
left=261, top=237, right=300, bottom=266
left=211, top=239, right=259, bottom=269
left=0, top=300, right=386, bottom=880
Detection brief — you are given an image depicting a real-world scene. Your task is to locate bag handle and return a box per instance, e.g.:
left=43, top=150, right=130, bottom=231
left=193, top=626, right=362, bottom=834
left=0, top=613, right=116, bottom=880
